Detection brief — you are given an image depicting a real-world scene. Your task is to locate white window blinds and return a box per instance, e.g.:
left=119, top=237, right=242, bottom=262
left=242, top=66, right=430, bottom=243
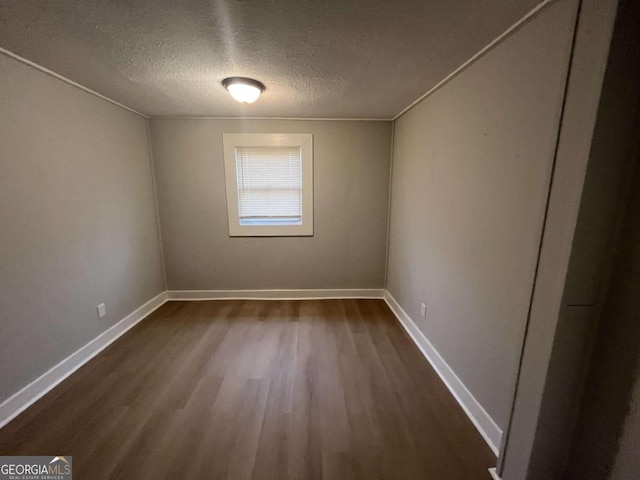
left=234, top=146, right=303, bottom=225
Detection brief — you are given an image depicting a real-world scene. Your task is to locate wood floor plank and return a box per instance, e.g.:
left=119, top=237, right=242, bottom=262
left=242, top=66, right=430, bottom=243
left=0, top=299, right=495, bottom=479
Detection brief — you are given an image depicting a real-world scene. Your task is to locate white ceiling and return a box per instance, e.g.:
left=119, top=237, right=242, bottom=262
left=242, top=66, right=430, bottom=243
left=0, top=0, right=542, bottom=118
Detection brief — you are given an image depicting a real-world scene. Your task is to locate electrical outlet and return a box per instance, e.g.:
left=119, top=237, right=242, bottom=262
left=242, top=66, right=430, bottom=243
left=420, top=302, right=427, bottom=318
left=97, top=303, right=106, bottom=319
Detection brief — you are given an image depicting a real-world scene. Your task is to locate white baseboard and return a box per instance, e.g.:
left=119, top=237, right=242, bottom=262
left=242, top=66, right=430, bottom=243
left=0, top=291, right=168, bottom=429
left=1, top=286, right=502, bottom=461
left=489, top=467, right=501, bottom=479
left=166, top=289, right=386, bottom=300
left=383, top=291, right=503, bottom=456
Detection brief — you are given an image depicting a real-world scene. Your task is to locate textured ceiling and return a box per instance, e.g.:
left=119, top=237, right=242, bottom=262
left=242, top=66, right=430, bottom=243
left=0, top=0, right=541, bottom=118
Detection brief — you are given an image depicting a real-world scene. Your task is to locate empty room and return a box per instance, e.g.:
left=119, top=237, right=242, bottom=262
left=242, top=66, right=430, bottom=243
left=1, top=0, right=639, bottom=479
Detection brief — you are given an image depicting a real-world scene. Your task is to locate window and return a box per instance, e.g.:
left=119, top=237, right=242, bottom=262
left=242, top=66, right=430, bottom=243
left=223, top=133, right=313, bottom=236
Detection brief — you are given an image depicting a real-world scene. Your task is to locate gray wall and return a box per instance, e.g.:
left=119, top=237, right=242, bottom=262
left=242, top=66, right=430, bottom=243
left=526, top=0, right=640, bottom=477
left=593, top=168, right=640, bottom=480
left=563, top=5, right=640, bottom=476
left=150, top=119, right=391, bottom=290
left=611, top=366, right=640, bottom=480
left=0, top=54, right=165, bottom=403
left=386, top=0, right=577, bottom=431
left=566, top=159, right=640, bottom=480
left=497, top=0, right=619, bottom=477
left=605, top=178, right=640, bottom=477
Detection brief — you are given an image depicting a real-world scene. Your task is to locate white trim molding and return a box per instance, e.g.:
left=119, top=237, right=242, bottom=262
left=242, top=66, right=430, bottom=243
left=222, top=133, right=314, bottom=237
left=167, top=289, right=386, bottom=300
left=383, top=291, right=503, bottom=455
left=0, top=292, right=168, bottom=429
left=392, top=0, right=553, bottom=120
left=1, top=285, right=500, bottom=462
left=0, top=47, right=148, bottom=118
left=153, top=116, right=392, bottom=121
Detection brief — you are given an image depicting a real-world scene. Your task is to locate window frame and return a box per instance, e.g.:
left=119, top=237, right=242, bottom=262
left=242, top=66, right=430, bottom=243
left=222, top=133, right=314, bottom=237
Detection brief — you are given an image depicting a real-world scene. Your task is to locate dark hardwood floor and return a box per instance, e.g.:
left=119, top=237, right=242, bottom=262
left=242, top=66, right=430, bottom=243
left=0, top=299, right=495, bottom=479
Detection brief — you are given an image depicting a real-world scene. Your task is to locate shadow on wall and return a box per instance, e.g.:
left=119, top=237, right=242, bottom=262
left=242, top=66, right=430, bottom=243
left=564, top=1, right=640, bottom=478
left=566, top=80, right=640, bottom=480
left=566, top=158, right=640, bottom=479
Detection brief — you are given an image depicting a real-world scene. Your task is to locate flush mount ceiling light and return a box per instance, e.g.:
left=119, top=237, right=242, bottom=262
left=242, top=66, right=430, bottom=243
left=222, top=77, right=266, bottom=104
